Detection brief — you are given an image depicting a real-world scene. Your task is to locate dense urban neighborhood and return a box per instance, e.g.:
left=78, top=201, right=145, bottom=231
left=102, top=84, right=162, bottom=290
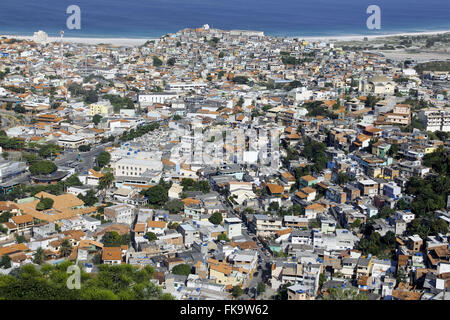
left=0, top=26, right=449, bottom=300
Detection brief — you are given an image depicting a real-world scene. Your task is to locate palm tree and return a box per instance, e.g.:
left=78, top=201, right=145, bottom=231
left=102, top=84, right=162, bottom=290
left=98, top=172, right=114, bottom=190
left=60, top=239, right=72, bottom=257
left=33, top=247, right=45, bottom=265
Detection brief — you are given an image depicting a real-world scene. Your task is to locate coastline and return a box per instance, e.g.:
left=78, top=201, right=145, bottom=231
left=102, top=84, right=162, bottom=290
left=1, top=29, right=450, bottom=46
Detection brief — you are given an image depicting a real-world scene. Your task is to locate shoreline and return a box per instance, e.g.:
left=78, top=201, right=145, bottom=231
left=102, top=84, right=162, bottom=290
left=1, top=29, right=450, bottom=46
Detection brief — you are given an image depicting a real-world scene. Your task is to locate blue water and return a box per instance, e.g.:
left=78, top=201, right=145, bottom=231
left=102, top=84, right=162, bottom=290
left=0, top=0, right=449, bottom=38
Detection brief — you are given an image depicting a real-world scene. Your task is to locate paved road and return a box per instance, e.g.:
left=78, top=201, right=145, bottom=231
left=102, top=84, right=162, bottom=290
left=55, top=142, right=112, bottom=174
left=220, top=195, right=272, bottom=300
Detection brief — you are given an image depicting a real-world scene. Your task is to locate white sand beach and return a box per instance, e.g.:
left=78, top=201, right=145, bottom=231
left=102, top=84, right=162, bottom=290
left=1, top=29, right=450, bottom=46
left=297, top=30, right=450, bottom=42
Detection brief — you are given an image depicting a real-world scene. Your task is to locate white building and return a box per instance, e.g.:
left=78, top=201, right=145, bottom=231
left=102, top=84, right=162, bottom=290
left=224, top=217, right=242, bottom=239
left=418, top=108, right=450, bottom=132
left=33, top=30, right=48, bottom=44
left=113, top=158, right=163, bottom=177
left=138, top=92, right=178, bottom=106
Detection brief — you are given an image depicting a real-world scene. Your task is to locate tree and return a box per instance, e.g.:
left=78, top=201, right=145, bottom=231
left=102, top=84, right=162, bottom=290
left=232, top=76, right=248, bottom=85
left=396, top=267, right=408, bottom=286
left=319, top=273, right=327, bottom=287
left=29, top=160, right=57, bottom=175
left=257, top=282, right=266, bottom=295
left=36, top=197, right=54, bottom=211
left=0, top=255, right=11, bottom=269
left=159, top=293, right=175, bottom=300
left=15, top=235, right=26, bottom=243
left=163, top=199, right=184, bottom=214
left=167, top=57, right=176, bottom=66
left=97, top=151, right=111, bottom=168
left=217, top=233, right=230, bottom=242
left=101, top=232, right=131, bottom=247
left=77, top=189, right=98, bottom=206
left=0, top=211, right=12, bottom=223
left=231, top=285, right=244, bottom=298
left=379, top=206, right=395, bottom=219
left=64, top=174, right=83, bottom=187
left=209, top=212, right=223, bottom=225
left=336, top=172, right=350, bottom=185
left=171, top=264, right=191, bottom=276
left=78, top=145, right=91, bottom=152
left=33, top=247, right=45, bottom=265
left=153, top=56, right=163, bottom=67
left=84, top=90, right=98, bottom=104
left=93, top=114, right=103, bottom=125
left=274, top=282, right=292, bottom=300
left=365, top=95, right=377, bottom=109
left=350, top=219, right=361, bottom=229
left=98, top=172, right=114, bottom=190
left=142, top=185, right=168, bottom=207
left=268, top=202, right=280, bottom=212
left=145, top=232, right=157, bottom=241
left=60, top=239, right=72, bottom=257
left=38, top=144, right=61, bottom=158
left=0, top=262, right=168, bottom=300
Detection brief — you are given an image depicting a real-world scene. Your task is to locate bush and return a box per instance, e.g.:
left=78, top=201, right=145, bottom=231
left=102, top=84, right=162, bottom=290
left=171, top=264, right=191, bottom=276
left=209, top=212, right=223, bottom=225
left=145, top=232, right=157, bottom=241
left=36, top=197, right=54, bottom=211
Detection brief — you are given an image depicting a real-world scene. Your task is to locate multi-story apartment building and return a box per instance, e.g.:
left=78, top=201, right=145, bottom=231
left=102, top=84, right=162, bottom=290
left=418, top=108, right=450, bottom=132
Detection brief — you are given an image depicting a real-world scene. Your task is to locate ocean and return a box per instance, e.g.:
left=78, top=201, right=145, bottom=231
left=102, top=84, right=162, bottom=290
left=0, top=0, right=449, bottom=38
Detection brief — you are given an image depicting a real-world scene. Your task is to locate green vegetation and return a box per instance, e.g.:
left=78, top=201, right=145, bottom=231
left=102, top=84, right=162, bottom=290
left=93, top=114, right=102, bottom=125
left=257, top=282, right=266, bottom=295
left=302, top=101, right=337, bottom=119
left=171, top=264, right=192, bottom=276
left=101, top=231, right=131, bottom=247
left=231, top=285, right=244, bottom=298
left=153, top=56, right=163, bottom=67
left=322, top=287, right=368, bottom=300
left=0, top=136, right=25, bottom=150
left=0, top=255, right=11, bottom=269
left=163, top=199, right=184, bottom=214
left=36, top=197, right=54, bottom=211
left=280, top=53, right=313, bottom=66
left=64, top=175, right=83, bottom=187
left=119, top=122, right=160, bottom=142
left=232, top=76, right=249, bottom=85
left=208, top=212, right=223, bottom=225
left=38, top=143, right=61, bottom=158
left=29, top=160, right=57, bottom=176
left=217, top=233, right=230, bottom=242
left=141, top=185, right=169, bottom=207
left=357, top=227, right=396, bottom=259
left=98, top=172, right=114, bottom=190
left=103, top=94, right=134, bottom=113
left=0, top=262, right=170, bottom=300
left=145, top=232, right=157, bottom=241
left=415, top=60, right=450, bottom=74
left=77, top=189, right=98, bottom=206
left=78, top=145, right=91, bottom=152
left=301, top=137, right=329, bottom=172
left=33, top=247, right=45, bottom=265
left=60, top=239, right=72, bottom=257
left=180, top=178, right=210, bottom=193
left=96, top=151, right=111, bottom=168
